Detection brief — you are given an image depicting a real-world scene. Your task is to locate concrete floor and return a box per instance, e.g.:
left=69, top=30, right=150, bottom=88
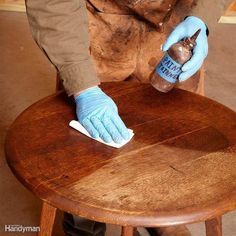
left=0, top=1, right=236, bottom=235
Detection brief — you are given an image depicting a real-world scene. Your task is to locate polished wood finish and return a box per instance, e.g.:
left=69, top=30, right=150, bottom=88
left=0, top=0, right=25, bottom=12
left=38, top=202, right=57, bottom=236
left=121, top=226, right=135, bottom=236
left=205, top=216, right=222, bottom=236
left=5, top=83, right=236, bottom=228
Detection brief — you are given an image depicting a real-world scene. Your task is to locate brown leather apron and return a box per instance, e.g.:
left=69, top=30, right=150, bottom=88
left=87, top=0, right=204, bottom=94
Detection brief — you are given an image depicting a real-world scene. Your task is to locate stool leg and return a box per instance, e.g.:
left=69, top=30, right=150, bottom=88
left=38, top=202, right=57, bottom=236
left=121, top=226, right=135, bottom=236
left=205, top=216, right=222, bottom=236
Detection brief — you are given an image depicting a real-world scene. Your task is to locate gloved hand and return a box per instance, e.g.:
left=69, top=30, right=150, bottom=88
left=162, top=16, right=208, bottom=82
left=74, top=86, right=130, bottom=144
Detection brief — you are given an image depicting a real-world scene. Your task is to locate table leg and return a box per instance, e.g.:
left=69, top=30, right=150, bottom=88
left=205, top=216, right=222, bottom=236
left=121, top=226, right=135, bottom=236
left=38, top=202, right=57, bottom=236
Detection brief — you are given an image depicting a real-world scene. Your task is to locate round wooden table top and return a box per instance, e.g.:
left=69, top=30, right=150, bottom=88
left=5, top=82, right=236, bottom=227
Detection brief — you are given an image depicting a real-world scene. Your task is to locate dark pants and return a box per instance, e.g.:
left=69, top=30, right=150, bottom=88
left=63, top=213, right=106, bottom=236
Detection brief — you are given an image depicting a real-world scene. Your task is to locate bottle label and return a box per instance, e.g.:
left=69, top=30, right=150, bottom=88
left=156, top=53, right=182, bottom=83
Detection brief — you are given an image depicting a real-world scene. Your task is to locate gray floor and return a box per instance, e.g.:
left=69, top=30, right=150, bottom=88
left=0, top=1, right=236, bottom=235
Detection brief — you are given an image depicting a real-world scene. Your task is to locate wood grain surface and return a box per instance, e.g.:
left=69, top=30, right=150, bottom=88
left=5, top=82, right=236, bottom=227
left=38, top=202, right=57, bottom=236
left=0, top=0, right=25, bottom=12
left=205, top=216, right=222, bottom=236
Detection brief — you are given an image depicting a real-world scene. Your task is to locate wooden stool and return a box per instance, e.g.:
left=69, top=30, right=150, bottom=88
left=5, top=82, right=236, bottom=236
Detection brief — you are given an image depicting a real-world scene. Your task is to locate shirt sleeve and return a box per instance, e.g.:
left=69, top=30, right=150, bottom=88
left=25, top=0, right=99, bottom=96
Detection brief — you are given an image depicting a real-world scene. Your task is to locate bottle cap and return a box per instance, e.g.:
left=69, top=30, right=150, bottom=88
left=184, top=29, right=201, bottom=48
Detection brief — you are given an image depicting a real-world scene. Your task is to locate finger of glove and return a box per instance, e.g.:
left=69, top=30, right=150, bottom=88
left=179, top=60, right=203, bottom=82
left=81, top=119, right=100, bottom=139
left=90, top=116, right=113, bottom=143
left=111, top=114, right=130, bottom=141
left=162, top=26, right=186, bottom=51
left=102, top=116, right=123, bottom=144
left=182, top=46, right=204, bottom=71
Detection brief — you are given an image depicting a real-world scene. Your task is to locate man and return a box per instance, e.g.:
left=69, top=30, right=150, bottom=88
left=25, top=0, right=208, bottom=235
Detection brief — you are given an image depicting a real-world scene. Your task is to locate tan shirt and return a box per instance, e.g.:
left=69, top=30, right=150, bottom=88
left=25, top=0, right=199, bottom=96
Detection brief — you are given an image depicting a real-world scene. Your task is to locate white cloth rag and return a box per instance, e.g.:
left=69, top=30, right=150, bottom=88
left=69, top=120, right=134, bottom=148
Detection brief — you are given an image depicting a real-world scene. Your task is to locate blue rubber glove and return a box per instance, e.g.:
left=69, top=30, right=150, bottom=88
left=162, top=16, right=208, bottom=82
left=75, top=86, right=130, bottom=144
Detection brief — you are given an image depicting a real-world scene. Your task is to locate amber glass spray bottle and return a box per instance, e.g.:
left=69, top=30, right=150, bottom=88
left=151, top=29, right=201, bottom=93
